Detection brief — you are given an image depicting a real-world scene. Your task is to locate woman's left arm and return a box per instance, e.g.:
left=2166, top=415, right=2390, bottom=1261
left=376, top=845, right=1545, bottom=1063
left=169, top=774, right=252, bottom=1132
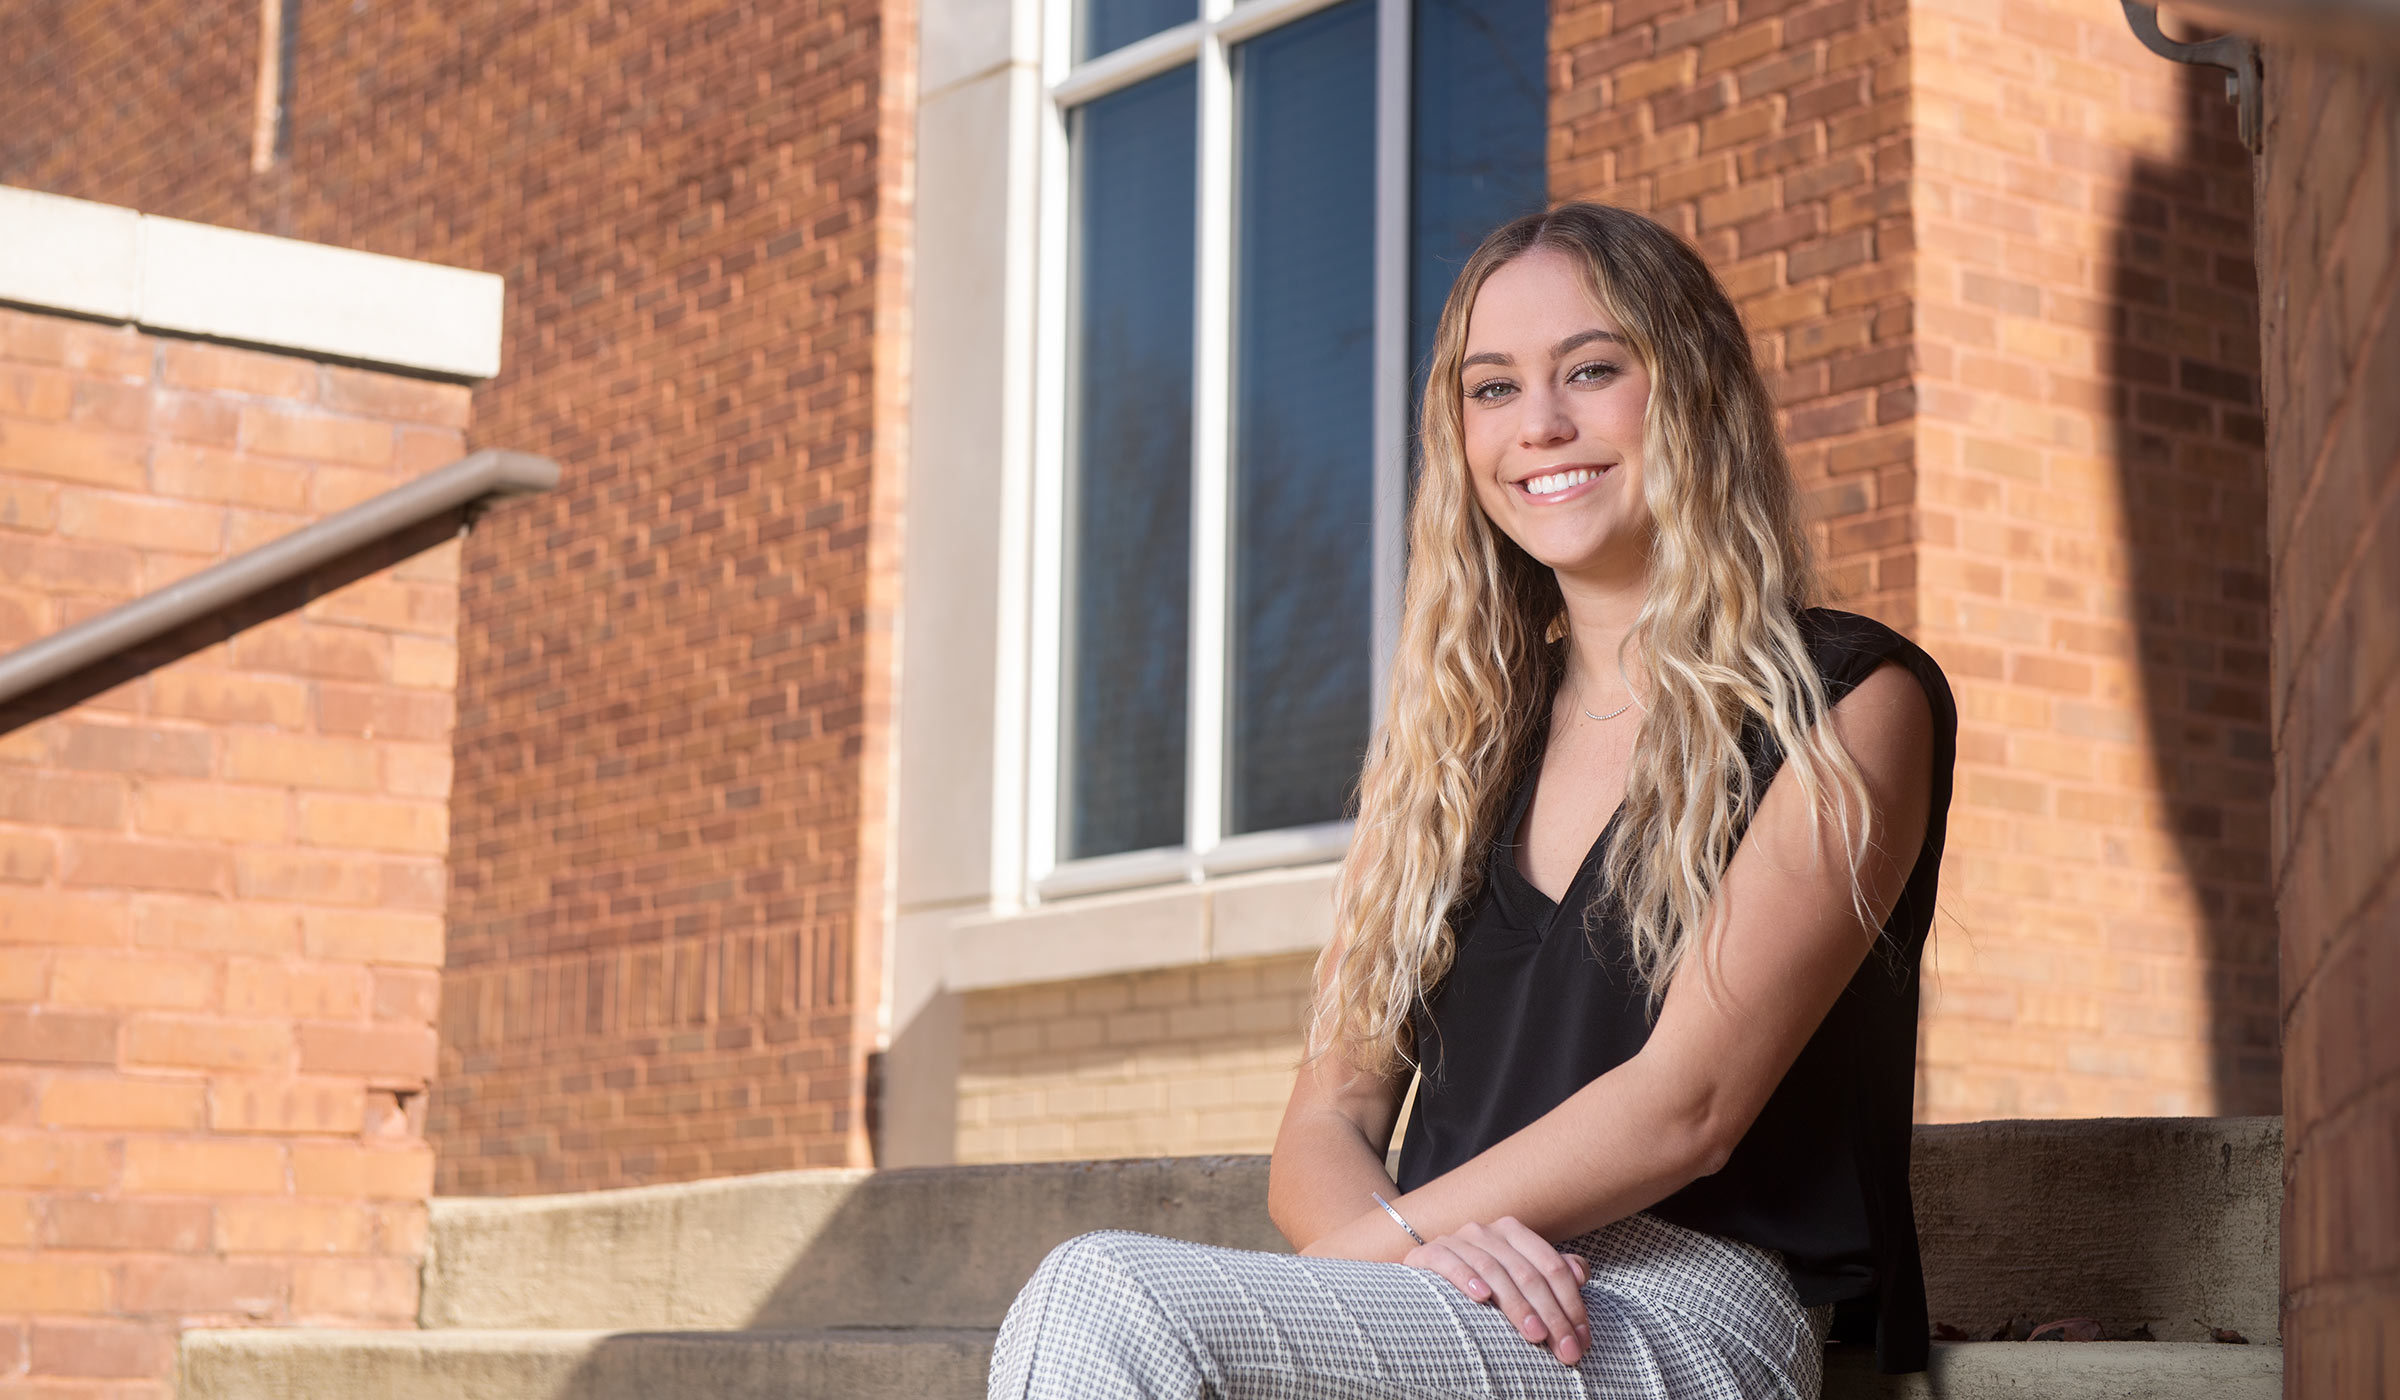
left=1304, top=658, right=1936, bottom=1262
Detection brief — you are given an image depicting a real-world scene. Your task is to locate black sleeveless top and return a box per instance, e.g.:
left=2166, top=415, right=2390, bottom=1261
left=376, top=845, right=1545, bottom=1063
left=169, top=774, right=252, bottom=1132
left=1393, top=609, right=1956, bottom=1374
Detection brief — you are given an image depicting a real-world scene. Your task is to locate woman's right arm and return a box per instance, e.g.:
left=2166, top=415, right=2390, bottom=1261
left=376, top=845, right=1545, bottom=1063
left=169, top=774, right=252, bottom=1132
left=1266, top=965, right=1411, bottom=1251
left=1267, top=945, right=1596, bottom=1369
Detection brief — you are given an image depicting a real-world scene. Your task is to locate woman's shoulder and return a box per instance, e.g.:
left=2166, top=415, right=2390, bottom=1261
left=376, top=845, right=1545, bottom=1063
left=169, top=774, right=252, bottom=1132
left=1791, top=606, right=1956, bottom=724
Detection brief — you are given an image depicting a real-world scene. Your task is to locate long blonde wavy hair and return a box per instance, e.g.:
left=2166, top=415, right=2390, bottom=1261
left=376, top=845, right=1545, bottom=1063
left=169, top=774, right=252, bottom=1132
left=1310, top=203, right=1875, bottom=1077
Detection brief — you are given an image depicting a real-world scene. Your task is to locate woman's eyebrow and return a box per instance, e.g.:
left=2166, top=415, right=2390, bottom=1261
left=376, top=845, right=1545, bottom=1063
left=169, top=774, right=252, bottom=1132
left=1461, top=329, right=1624, bottom=371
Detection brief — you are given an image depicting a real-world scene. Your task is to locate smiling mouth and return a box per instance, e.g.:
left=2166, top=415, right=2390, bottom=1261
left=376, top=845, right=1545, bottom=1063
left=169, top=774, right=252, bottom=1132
left=1519, top=465, right=1608, bottom=497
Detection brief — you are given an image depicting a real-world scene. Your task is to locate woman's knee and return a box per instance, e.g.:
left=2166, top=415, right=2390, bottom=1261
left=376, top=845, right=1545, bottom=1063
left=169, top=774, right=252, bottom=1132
left=1026, top=1228, right=1146, bottom=1292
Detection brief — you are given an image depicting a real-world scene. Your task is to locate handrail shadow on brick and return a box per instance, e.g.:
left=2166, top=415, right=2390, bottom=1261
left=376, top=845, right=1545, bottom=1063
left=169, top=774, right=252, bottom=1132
left=0, top=448, right=558, bottom=736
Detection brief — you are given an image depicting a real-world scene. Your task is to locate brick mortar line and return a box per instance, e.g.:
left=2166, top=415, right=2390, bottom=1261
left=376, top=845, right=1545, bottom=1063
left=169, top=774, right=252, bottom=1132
left=2279, top=1256, right=2400, bottom=1302
left=2266, top=325, right=2400, bottom=887
left=2283, top=1032, right=2400, bottom=1177
left=2278, top=779, right=2400, bottom=1025
left=2259, top=81, right=2395, bottom=596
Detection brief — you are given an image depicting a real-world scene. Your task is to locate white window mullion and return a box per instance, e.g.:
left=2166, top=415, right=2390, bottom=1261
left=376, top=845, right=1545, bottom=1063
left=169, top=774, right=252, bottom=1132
left=1185, top=17, right=1235, bottom=868
left=1021, top=0, right=1080, bottom=899
left=994, top=66, right=1052, bottom=911
left=1369, top=0, right=1410, bottom=724
left=1212, top=0, right=1361, bottom=45
left=1049, top=22, right=1203, bottom=106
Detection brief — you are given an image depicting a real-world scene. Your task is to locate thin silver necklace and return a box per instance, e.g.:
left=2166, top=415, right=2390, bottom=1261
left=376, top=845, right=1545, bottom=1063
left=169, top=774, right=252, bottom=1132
left=1577, top=688, right=1633, bottom=722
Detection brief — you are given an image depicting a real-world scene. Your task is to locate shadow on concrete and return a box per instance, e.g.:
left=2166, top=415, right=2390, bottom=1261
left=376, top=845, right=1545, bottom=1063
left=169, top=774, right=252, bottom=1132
left=2105, top=61, right=2281, bottom=1116
left=488, top=1118, right=2280, bottom=1395
left=546, top=1156, right=1286, bottom=1396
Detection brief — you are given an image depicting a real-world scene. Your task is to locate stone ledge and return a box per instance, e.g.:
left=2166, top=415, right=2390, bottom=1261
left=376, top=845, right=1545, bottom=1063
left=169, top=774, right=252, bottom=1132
left=945, top=864, right=1335, bottom=991
left=178, top=1329, right=2279, bottom=1400
left=178, top=1327, right=997, bottom=1400
left=1825, top=1340, right=2280, bottom=1399
left=0, top=185, right=504, bottom=379
left=419, top=1118, right=2280, bottom=1343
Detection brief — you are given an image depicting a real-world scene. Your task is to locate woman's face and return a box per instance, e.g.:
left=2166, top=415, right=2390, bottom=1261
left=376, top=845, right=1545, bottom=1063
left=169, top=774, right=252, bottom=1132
left=1459, top=246, right=1654, bottom=581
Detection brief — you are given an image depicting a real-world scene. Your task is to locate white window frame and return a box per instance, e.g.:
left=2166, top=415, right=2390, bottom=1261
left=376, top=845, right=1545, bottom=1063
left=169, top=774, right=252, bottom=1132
left=1013, top=0, right=1414, bottom=904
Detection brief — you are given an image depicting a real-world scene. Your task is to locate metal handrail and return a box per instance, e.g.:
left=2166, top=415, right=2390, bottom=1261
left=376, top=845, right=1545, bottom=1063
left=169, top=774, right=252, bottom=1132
left=2122, top=3, right=2264, bottom=152
left=0, top=448, right=558, bottom=708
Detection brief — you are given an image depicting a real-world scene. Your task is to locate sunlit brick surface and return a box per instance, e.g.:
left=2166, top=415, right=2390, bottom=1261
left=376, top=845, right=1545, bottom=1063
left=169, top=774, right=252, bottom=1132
left=0, top=313, right=465, bottom=1397
left=1551, top=0, right=1919, bottom=628
left=2255, top=42, right=2400, bottom=1400
left=0, top=0, right=916, bottom=1193
left=5, top=0, right=2297, bottom=1201
left=1541, top=0, right=2276, bottom=1122
left=1906, top=1, right=2273, bottom=1119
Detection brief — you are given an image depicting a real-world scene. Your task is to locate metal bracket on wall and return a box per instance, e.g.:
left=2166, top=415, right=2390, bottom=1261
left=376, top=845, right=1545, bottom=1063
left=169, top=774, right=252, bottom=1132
left=2122, top=1, right=2264, bottom=153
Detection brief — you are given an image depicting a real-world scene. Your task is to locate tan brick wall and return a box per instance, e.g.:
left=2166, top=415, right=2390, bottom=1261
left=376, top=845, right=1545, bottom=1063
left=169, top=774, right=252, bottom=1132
left=1907, top=0, right=2273, bottom=1118
left=0, top=311, right=469, bottom=1396
left=2255, top=40, right=2400, bottom=1400
left=0, top=0, right=916, bottom=1191
left=956, top=957, right=1312, bottom=1162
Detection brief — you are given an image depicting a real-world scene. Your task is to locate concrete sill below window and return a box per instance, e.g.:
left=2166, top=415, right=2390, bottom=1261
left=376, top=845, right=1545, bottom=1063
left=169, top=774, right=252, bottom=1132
left=944, top=863, right=1338, bottom=992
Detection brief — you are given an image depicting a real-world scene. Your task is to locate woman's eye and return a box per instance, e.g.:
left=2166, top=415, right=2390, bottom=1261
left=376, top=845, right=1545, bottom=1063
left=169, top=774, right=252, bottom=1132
left=1569, top=360, right=1618, bottom=384
left=1466, top=379, right=1516, bottom=403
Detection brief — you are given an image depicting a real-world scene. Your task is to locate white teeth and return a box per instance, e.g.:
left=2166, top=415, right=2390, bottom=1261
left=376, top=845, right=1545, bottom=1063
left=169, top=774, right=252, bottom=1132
left=1524, top=467, right=1599, bottom=496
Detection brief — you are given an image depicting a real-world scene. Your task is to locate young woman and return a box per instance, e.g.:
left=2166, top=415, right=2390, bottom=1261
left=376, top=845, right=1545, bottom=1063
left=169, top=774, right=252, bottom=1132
left=989, top=203, right=1955, bottom=1399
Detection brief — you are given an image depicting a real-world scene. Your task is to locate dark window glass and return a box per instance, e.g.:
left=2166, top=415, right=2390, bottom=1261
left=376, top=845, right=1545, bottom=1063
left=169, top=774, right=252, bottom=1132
left=1062, top=66, right=1199, bottom=860
left=1410, top=0, right=1550, bottom=399
left=1226, top=0, right=1377, bottom=836
left=1077, top=0, right=1196, bottom=62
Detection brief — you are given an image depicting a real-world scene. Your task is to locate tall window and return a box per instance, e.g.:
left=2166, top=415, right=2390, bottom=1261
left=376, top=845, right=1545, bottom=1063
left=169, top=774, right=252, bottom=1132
left=1036, top=0, right=1545, bottom=892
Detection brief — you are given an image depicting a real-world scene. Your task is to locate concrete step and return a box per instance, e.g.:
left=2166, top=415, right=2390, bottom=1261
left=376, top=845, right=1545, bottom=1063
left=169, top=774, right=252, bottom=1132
left=420, top=1118, right=2282, bottom=1345
left=420, top=1155, right=1288, bottom=1333
left=1825, top=1341, right=2281, bottom=1398
left=178, top=1326, right=998, bottom=1400
left=180, top=1329, right=2279, bottom=1400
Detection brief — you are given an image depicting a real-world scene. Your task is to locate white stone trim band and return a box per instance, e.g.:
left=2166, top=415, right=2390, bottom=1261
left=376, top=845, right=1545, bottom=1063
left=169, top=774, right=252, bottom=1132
left=0, top=185, right=504, bottom=380
left=944, top=863, right=1336, bottom=991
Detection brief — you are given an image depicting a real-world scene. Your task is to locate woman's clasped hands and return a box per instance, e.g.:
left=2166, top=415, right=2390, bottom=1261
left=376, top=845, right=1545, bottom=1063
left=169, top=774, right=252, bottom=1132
left=1405, top=1216, right=1593, bottom=1368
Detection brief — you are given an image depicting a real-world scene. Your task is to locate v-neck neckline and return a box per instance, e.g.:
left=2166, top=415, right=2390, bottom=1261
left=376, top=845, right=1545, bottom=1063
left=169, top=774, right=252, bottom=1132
left=1489, top=761, right=1626, bottom=940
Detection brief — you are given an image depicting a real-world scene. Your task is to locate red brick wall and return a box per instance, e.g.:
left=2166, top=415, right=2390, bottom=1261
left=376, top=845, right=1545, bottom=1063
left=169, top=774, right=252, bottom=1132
left=1907, top=1, right=2274, bottom=1118
left=1547, top=0, right=2276, bottom=1118
left=0, top=0, right=915, bottom=1190
left=2254, top=40, right=2400, bottom=1400
left=0, top=313, right=468, bottom=1397
left=1550, top=0, right=1917, bottom=628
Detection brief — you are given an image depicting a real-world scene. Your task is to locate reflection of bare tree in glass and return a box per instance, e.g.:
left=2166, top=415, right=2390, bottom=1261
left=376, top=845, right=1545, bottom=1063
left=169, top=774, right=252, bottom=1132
left=1067, top=323, right=1192, bottom=860
left=1079, top=0, right=1203, bottom=65
left=1228, top=0, right=1378, bottom=835
left=1232, top=410, right=1372, bottom=834
left=1061, top=65, right=1197, bottom=862
left=1409, top=0, right=1549, bottom=387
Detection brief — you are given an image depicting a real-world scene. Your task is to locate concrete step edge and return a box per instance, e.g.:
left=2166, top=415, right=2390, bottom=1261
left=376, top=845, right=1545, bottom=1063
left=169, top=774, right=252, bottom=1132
left=177, top=1326, right=1000, bottom=1400
left=421, top=1119, right=2283, bottom=1344
left=1830, top=1340, right=2282, bottom=1399
left=180, top=1329, right=2280, bottom=1400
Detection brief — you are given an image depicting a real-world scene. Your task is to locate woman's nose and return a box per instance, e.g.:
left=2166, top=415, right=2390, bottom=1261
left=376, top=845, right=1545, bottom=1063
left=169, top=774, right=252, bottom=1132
left=1517, top=387, right=1575, bottom=448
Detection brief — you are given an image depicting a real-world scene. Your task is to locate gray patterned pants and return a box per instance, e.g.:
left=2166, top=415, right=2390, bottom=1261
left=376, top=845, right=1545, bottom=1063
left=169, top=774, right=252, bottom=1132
left=989, top=1212, right=1829, bottom=1399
